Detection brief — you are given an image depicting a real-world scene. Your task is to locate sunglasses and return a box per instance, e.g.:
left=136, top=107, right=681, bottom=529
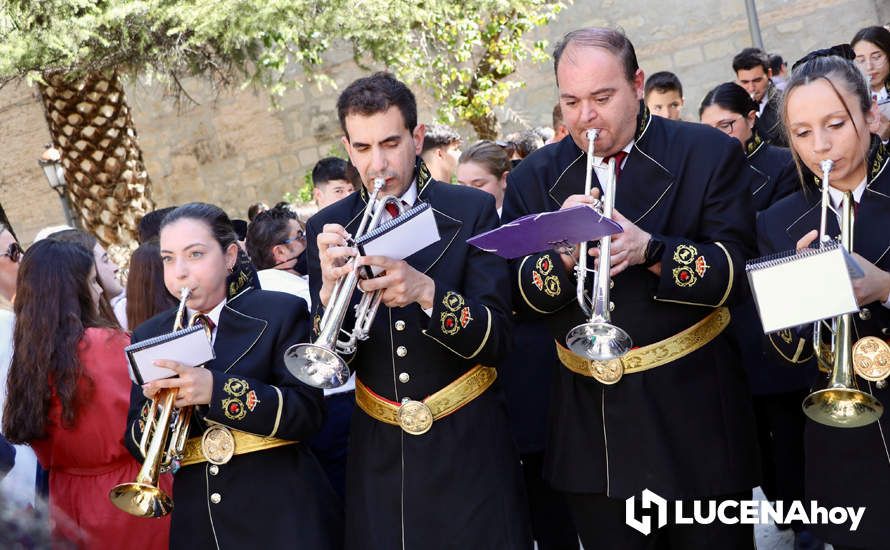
left=1, top=242, right=22, bottom=262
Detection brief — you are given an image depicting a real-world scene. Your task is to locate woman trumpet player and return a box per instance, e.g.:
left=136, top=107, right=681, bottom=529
left=757, top=48, right=890, bottom=549
left=125, top=203, right=341, bottom=549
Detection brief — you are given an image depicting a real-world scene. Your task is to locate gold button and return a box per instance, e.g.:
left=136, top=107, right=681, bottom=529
left=399, top=372, right=410, bottom=383
left=396, top=346, right=407, bottom=357
left=210, top=493, right=221, bottom=504
left=209, top=465, right=219, bottom=476
left=395, top=320, right=406, bottom=331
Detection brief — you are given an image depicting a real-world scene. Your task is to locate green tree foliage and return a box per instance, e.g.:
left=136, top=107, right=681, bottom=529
left=340, top=0, right=565, bottom=139
left=1, top=0, right=563, bottom=137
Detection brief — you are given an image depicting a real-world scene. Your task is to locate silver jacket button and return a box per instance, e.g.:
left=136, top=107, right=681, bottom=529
left=209, top=465, right=219, bottom=476
left=859, top=308, right=872, bottom=321
left=396, top=346, right=407, bottom=357
left=399, top=372, right=410, bottom=383
left=210, top=493, right=222, bottom=504
left=395, top=320, right=406, bottom=331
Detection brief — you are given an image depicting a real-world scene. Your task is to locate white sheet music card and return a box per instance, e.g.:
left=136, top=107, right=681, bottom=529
left=125, top=324, right=215, bottom=385
left=746, top=241, right=863, bottom=333
left=356, top=202, right=440, bottom=276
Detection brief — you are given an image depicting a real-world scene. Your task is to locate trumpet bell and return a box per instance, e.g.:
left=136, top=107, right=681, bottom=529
left=284, top=343, right=351, bottom=389
left=802, top=387, right=884, bottom=428
left=566, top=322, right=633, bottom=361
left=109, top=482, right=174, bottom=518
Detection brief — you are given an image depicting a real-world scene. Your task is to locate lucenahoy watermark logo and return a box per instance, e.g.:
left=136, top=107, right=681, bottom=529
left=625, top=489, right=865, bottom=536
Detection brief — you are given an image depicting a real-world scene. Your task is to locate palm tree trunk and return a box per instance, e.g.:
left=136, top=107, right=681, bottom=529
left=37, top=71, right=153, bottom=253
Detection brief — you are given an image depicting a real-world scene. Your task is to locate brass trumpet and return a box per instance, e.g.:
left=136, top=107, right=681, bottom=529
left=565, top=129, right=633, bottom=382
left=284, top=177, right=406, bottom=389
left=110, top=287, right=207, bottom=517
left=802, top=160, right=883, bottom=428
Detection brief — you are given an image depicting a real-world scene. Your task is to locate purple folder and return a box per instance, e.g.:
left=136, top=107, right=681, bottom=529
left=468, top=205, right=623, bottom=259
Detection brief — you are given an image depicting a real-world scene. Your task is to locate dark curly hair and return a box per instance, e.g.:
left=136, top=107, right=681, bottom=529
left=246, top=206, right=302, bottom=270
left=3, top=240, right=116, bottom=442
left=337, top=72, right=417, bottom=139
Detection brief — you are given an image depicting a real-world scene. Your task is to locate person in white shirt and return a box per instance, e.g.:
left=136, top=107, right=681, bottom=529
left=0, top=223, right=38, bottom=507
left=246, top=206, right=311, bottom=307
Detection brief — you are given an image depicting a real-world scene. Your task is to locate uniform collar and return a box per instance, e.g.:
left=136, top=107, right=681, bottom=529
left=744, top=128, right=766, bottom=159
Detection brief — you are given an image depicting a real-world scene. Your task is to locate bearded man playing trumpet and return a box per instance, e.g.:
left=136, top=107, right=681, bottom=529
left=502, top=27, right=762, bottom=549
left=306, top=72, right=531, bottom=549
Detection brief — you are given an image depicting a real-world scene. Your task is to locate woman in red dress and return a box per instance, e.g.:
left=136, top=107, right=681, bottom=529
left=2, top=239, right=171, bottom=549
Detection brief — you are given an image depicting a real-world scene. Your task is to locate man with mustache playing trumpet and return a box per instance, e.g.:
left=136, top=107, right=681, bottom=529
left=502, top=27, right=762, bottom=549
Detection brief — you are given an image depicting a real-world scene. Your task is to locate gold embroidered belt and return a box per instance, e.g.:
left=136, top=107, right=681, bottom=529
left=556, top=307, right=731, bottom=384
left=355, top=365, right=497, bottom=435
left=180, top=424, right=296, bottom=467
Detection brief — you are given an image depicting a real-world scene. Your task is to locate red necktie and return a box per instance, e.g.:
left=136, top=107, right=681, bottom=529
left=384, top=201, right=400, bottom=219
left=606, top=151, right=628, bottom=181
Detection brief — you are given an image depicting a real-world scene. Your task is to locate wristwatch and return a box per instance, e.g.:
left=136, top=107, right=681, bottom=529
left=642, top=237, right=665, bottom=268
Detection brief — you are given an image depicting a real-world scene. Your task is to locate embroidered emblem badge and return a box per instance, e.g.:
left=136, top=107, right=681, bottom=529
left=222, top=398, right=247, bottom=421
left=441, top=312, right=460, bottom=335
left=442, top=291, right=465, bottom=312
left=694, top=255, right=709, bottom=278
left=459, top=306, right=473, bottom=328
left=312, top=313, right=322, bottom=336
left=673, top=244, right=698, bottom=265
left=223, top=378, right=248, bottom=397
left=536, top=255, right=553, bottom=276
left=544, top=275, right=561, bottom=297
left=245, top=390, right=260, bottom=411
left=779, top=329, right=793, bottom=344
left=532, top=271, right=544, bottom=291
left=673, top=266, right=697, bottom=287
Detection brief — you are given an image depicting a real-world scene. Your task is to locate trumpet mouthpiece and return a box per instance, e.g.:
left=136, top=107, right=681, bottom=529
left=372, top=177, right=385, bottom=190
left=820, top=159, right=834, bottom=174
left=586, top=128, right=600, bottom=141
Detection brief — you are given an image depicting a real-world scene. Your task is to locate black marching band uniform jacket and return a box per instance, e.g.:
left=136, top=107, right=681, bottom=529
left=501, top=108, right=761, bottom=501
left=125, top=288, right=342, bottom=550
left=756, top=138, right=890, bottom=547
left=730, top=131, right=816, bottom=396
left=305, top=160, right=531, bottom=549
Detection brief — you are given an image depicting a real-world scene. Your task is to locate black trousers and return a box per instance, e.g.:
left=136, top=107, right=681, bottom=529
left=521, top=452, right=579, bottom=549
left=752, top=391, right=807, bottom=508
left=564, top=491, right=754, bottom=550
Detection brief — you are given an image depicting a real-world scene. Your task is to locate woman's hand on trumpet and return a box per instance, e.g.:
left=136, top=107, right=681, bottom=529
left=317, top=223, right=358, bottom=307
left=797, top=229, right=890, bottom=305
left=142, top=360, right=214, bottom=407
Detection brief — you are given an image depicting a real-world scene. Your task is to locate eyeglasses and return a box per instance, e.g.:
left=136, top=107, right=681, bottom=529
left=281, top=230, right=306, bottom=245
left=0, top=242, right=22, bottom=263
left=855, top=52, right=888, bottom=68
left=713, top=116, right=742, bottom=135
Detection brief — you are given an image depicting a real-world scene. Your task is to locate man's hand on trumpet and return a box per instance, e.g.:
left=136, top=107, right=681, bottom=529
left=559, top=188, right=657, bottom=277
left=355, top=256, right=436, bottom=310
left=588, top=209, right=653, bottom=277
left=317, top=223, right=359, bottom=307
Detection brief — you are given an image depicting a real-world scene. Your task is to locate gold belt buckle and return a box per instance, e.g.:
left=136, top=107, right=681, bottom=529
left=202, top=424, right=236, bottom=465
left=588, top=357, right=624, bottom=385
left=398, top=400, right=433, bottom=435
